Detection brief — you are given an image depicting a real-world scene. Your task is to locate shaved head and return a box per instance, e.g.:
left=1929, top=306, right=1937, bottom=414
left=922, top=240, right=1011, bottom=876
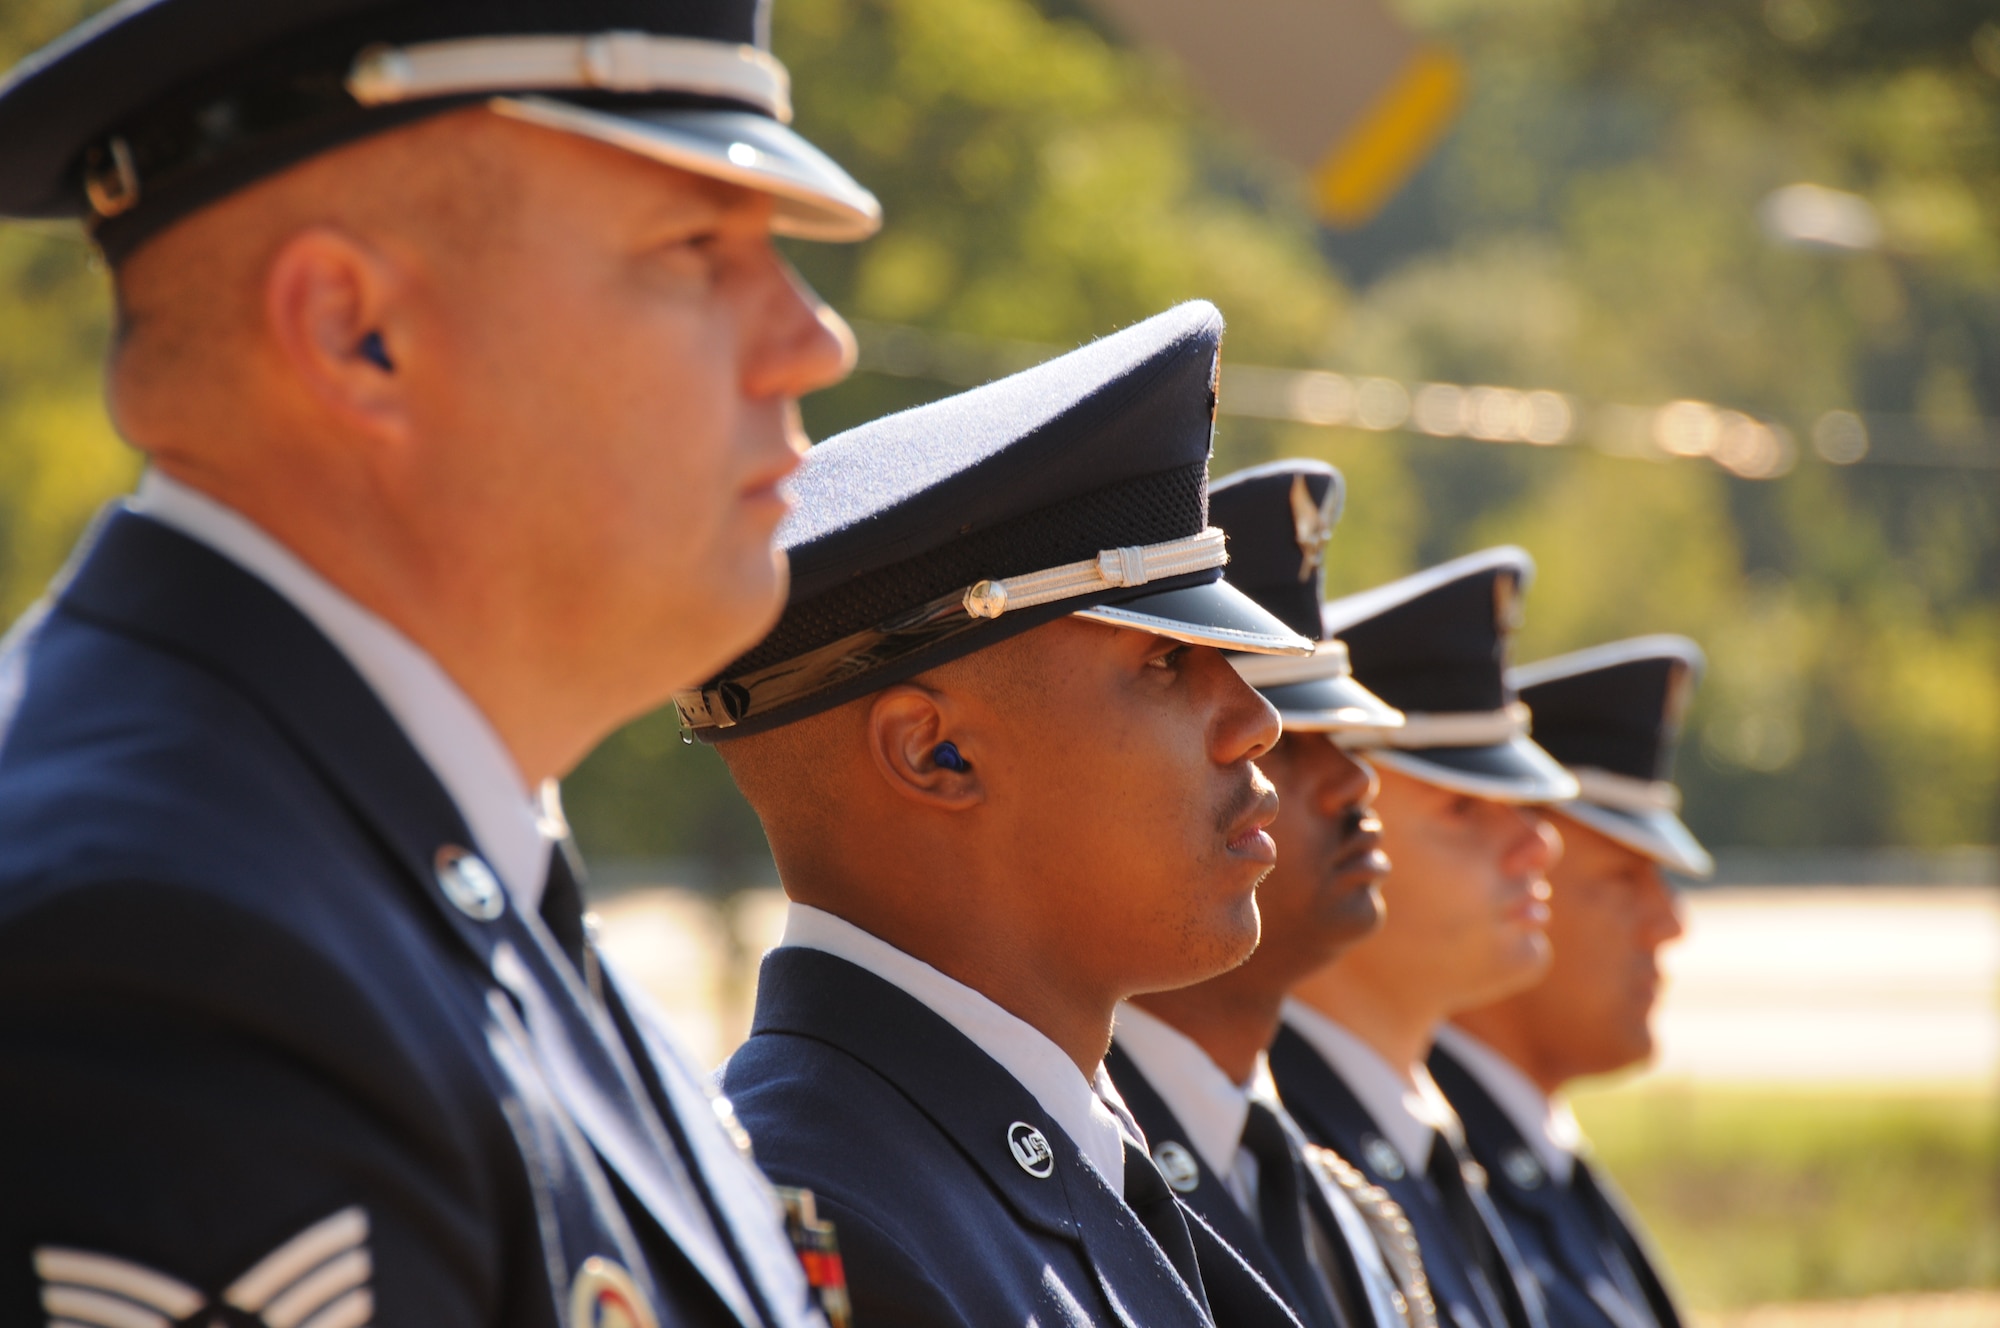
left=95, top=103, right=852, bottom=784
left=108, top=109, right=524, bottom=437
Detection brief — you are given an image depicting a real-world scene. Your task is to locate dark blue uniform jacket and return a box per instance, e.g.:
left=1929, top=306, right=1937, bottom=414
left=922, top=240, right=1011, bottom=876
left=722, top=946, right=1304, bottom=1328
left=1105, top=1043, right=1370, bottom=1328
left=0, top=511, right=818, bottom=1328
left=1427, top=1045, right=1681, bottom=1328
left=1270, top=1028, right=1547, bottom=1328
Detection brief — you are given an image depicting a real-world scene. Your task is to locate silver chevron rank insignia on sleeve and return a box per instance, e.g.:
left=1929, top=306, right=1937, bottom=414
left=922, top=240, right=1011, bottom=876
left=35, top=1205, right=372, bottom=1328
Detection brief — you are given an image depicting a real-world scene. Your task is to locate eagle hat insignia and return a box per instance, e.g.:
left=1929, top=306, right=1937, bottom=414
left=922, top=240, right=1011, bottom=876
left=36, top=1205, right=372, bottom=1328
left=1288, top=473, right=1336, bottom=583
left=1150, top=1141, right=1201, bottom=1193
left=1007, top=1121, right=1055, bottom=1178
left=570, top=1256, right=659, bottom=1328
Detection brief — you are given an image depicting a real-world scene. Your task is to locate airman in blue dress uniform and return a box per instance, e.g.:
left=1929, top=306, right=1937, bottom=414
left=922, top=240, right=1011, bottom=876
left=693, top=303, right=1319, bottom=1328
left=0, top=3, right=875, bottom=1325
left=1435, top=638, right=1707, bottom=1328
left=1105, top=461, right=1433, bottom=1328
left=1270, top=551, right=1570, bottom=1328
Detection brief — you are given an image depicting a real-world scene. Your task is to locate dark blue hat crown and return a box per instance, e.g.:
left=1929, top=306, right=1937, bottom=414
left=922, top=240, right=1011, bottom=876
left=1323, top=547, right=1532, bottom=719
left=1511, top=637, right=1704, bottom=784
left=0, top=0, right=877, bottom=262
left=677, top=302, right=1314, bottom=739
left=1510, top=636, right=1713, bottom=874
left=1207, top=460, right=1345, bottom=640
left=1323, top=547, right=1579, bottom=801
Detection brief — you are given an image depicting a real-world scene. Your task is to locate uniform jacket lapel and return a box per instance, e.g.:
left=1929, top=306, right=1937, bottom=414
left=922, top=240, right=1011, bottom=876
left=1273, top=1026, right=1515, bottom=1328
left=59, top=512, right=768, bottom=1328
left=1428, top=1046, right=1672, bottom=1328
left=751, top=946, right=1213, bottom=1328
left=1106, top=1043, right=1337, bottom=1328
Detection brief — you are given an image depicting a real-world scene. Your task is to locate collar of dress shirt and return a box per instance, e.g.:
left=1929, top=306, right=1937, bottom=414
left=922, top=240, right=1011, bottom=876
left=1433, top=1022, right=1582, bottom=1185
left=127, top=470, right=557, bottom=912
left=1111, top=1000, right=1259, bottom=1182
left=781, top=903, right=1128, bottom=1187
left=1280, top=999, right=1459, bottom=1173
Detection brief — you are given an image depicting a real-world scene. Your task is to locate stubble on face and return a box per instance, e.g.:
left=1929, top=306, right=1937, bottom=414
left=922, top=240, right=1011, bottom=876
left=967, top=621, right=1280, bottom=998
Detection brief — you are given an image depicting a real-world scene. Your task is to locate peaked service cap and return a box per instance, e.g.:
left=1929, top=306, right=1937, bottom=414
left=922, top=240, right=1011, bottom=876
left=1511, top=635, right=1713, bottom=876
left=677, top=301, right=1316, bottom=740
left=1207, top=460, right=1402, bottom=735
left=1321, top=546, right=1579, bottom=803
left=0, top=0, right=880, bottom=264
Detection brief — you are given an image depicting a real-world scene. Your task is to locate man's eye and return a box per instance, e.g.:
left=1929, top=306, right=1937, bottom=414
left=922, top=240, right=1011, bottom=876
left=1148, top=645, right=1190, bottom=670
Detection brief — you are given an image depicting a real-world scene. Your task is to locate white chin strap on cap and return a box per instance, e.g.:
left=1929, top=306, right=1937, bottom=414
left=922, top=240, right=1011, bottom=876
left=961, top=528, right=1228, bottom=619
left=1344, top=701, right=1531, bottom=750
left=1570, top=766, right=1683, bottom=813
left=346, top=32, right=794, bottom=121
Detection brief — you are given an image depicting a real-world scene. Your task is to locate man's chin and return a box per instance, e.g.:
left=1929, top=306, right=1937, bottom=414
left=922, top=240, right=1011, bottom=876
left=664, top=559, right=788, bottom=688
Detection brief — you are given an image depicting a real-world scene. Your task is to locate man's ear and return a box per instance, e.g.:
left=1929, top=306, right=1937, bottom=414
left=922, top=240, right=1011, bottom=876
left=262, top=225, right=412, bottom=443
left=866, top=684, right=984, bottom=811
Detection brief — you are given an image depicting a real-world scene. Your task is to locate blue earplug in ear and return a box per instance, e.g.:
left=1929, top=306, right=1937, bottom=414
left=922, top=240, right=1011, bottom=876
left=358, top=330, right=394, bottom=372
left=933, top=742, right=968, bottom=772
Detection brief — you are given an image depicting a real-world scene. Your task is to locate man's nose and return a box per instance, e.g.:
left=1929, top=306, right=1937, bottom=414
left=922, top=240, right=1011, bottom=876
left=1318, top=742, right=1378, bottom=815
left=1642, top=866, right=1686, bottom=945
left=1211, top=656, right=1283, bottom=765
left=1505, top=808, right=1563, bottom=875
left=742, top=254, right=855, bottom=401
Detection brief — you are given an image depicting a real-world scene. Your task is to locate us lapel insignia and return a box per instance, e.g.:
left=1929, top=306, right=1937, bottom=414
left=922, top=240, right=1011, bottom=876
left=1007, top=1121, right=1055, bottom=1178
left=1500, top=1146, right=1545, bottom=1190
left=1151, top=1141, right=1201, bottom=1193
left=436, top=845, right=506, bottom=921
left=569, top=1256, right=659, bottom=1328
left=1361, top=1134, right=1407, bottom=1181
left=36, top=1205, right=371, bottom=1328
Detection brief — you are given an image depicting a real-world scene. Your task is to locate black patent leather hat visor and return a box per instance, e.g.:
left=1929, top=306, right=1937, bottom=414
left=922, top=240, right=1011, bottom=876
left=1556, top=801, right=1715, bottom=878
left=493, top=96, right=879, bottom=240
left=1258, top=674, right=1406, bottom=734
left=1368, top=737, right=1579, bottom=805
left=1072, top=580, right=1315, bottom=657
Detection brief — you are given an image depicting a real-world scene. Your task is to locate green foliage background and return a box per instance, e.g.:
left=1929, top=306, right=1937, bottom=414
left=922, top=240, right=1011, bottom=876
left=1, top=0, right=1995, bottom=872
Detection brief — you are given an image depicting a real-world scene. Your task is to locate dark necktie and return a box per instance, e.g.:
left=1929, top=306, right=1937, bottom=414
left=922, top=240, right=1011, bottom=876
left=539, top=840, right=592, bottom=974
left=537, top=841, right=783, bottom=1328
left=1241, top=1101, right=1343, bottom=1327
left=1124, top=1137, right=1212, bottom=1314
left=1425, top=1132, right=1519, bottom=1328
left=1570, top=1156, right=1663, bottom=1328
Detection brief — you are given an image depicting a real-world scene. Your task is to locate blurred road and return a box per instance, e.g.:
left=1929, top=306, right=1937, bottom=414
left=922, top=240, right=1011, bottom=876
left=595, top=882, right=2000, bottom=1090
left=1647, top=886, right=1999, bottom=1090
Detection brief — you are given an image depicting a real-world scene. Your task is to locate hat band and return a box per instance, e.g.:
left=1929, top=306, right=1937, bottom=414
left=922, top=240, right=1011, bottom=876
left=1227, top=639, right=1351, bottom=686
left=961, top=528, right=1226, bottom=619
left=1346, top=701, right=1530, bottom=749
left=1570, top=766, right=1682, bottom=813
left=676, top=528, right=1229, bottom=731
left=347, top=32, right=792, bottom=121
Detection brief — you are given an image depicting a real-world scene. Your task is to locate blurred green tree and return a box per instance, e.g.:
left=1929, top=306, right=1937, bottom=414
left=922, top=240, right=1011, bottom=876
left=1, top=0, right=1993, bottom=869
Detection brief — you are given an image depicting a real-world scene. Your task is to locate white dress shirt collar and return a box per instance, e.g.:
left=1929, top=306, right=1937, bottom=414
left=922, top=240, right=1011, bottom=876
left=1281, top=999, right=1459, bottom=1174
left=780, top=903, right=1129, bottom=1187
left=128, top=471, right=557, bottom=911
left=1434, top=1023, right=1582, bottom=1185
left=1111, top=1001, right=1259, bottom=1182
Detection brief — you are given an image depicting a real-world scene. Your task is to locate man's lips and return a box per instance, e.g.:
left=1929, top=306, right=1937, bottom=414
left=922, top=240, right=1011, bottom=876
left=1329, top=825, right=1389, bottom=884
left=1501, top=878, right=1553, bottom=927
left=1225, top=787, right=1281, bottom=863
